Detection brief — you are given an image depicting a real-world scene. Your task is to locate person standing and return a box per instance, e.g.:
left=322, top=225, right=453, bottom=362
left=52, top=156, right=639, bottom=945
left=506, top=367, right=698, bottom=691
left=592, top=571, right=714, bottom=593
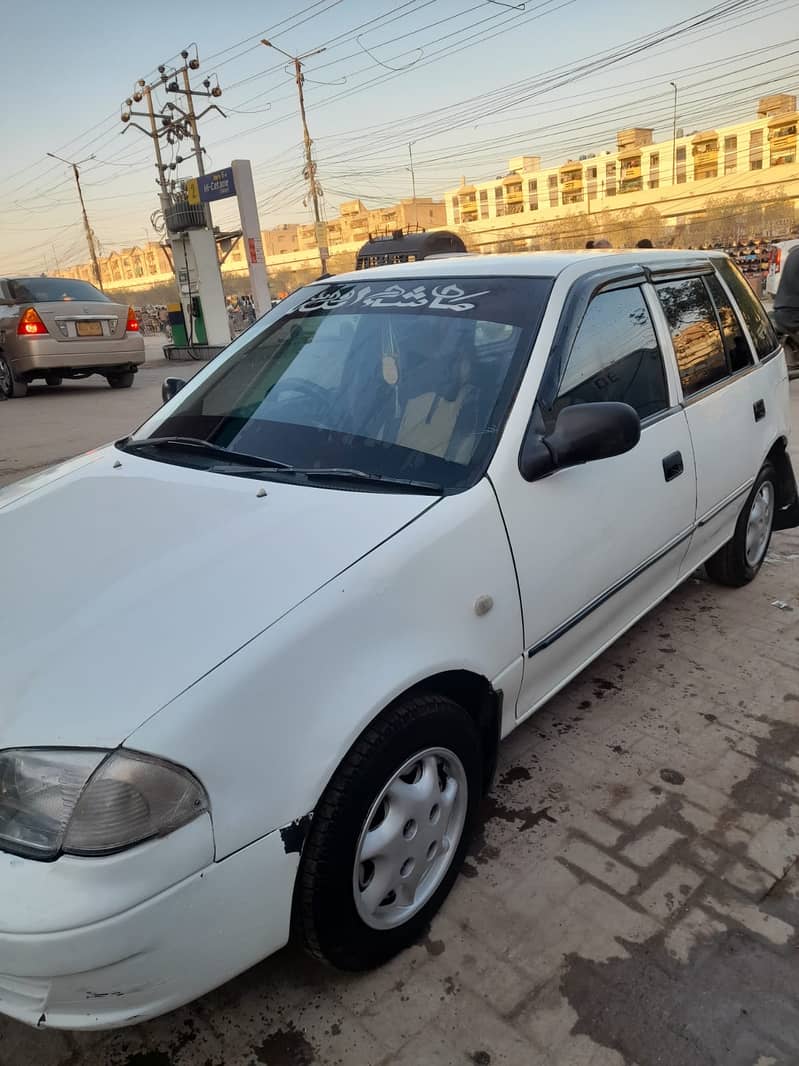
left=774, top=245, right=799, bottom=342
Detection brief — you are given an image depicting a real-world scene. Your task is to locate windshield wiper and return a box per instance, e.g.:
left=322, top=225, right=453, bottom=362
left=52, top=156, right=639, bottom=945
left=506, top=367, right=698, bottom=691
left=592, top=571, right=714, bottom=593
left=286, top=468, right=443, bottom=493
left=120, top=436, right=292, bottom=469
left=120, top=439, right=441, bottom=492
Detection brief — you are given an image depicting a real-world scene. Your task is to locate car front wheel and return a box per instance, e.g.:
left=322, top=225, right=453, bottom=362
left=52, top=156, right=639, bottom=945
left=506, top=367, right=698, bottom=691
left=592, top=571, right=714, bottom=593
left=705, top=461, right=776, bottom=587
left=296, top=692, right=482, bottom=971
left=0, top=355, right=28, bottom=398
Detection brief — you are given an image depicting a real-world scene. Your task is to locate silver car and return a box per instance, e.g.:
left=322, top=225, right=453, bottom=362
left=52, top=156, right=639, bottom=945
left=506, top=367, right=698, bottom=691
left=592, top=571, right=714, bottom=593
left=0, top=276, right=145, bottom=399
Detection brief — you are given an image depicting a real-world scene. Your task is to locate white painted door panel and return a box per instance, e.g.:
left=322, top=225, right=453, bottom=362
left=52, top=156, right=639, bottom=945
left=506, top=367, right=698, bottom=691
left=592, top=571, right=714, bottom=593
left=679, top=373, right=761, bottom=572
left=498, top=410, right=696, bottom=718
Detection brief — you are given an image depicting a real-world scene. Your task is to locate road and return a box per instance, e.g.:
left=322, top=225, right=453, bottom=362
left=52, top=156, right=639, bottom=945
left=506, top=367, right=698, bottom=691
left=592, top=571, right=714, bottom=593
left=0, top=339, right=200, bottom=488
left=1, top=369, right=799, bottom=1066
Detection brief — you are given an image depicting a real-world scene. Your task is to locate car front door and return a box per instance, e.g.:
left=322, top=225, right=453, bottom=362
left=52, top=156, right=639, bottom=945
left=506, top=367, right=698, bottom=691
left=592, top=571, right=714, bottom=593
left=490, top=274, right=697, bottom=722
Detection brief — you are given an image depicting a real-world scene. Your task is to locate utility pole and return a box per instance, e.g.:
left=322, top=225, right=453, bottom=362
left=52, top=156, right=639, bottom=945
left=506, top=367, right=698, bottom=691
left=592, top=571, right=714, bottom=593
left=670, top=81, right=678, bottom=186
left=121, top=52, right=230, bottom=348
left=261, top=39, right=328, bottom=274
left=179, top=63, right=214, bottom=231
left=408, top=142, right=418, bottom=228
left=46, top=152, right=103, bottom=290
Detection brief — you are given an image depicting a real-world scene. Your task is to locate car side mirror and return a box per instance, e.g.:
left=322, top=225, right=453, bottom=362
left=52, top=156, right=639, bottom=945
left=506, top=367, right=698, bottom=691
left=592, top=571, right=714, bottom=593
left=520, top=402, right=641, bottom=482
left=162, top=377, right=186, bottom=404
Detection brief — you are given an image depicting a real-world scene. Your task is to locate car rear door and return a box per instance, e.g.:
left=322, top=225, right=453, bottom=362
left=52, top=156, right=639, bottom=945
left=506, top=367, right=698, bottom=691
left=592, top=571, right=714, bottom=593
left=490, top=268, right=697, bottom=721
left=650, top=259, right=780, bottom=574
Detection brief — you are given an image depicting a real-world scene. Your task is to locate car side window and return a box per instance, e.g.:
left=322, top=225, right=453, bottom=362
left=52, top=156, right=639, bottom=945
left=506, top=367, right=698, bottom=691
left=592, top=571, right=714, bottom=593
left=704, top=274, right=754, bottom=372
left=550, top=286, right=669, bottom=425
left=655, top=278, right=728, bottom=397
left=714, top=257, right=778, bottom=359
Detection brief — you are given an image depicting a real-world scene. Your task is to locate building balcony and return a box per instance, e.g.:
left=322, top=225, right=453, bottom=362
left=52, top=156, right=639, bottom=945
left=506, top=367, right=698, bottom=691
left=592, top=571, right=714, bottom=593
left=769, top=132, right=797, bottom=152
left=693, top=163, right=718, bottom=180
left=560, top=179, right=583, bottom=193
left=619, top=178, right=643, bottom=194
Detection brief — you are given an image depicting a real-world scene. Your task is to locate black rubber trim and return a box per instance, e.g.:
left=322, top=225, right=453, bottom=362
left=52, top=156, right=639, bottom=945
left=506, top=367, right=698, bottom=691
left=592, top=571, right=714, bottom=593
left=526, top=525, right=694, bottom=659
left=641, top=404, right=683, bottom=429
left=758, top=346, right=782, bottom=366
left=696, top=480, right=755, bottom=528
left=681, top=362, right=759, bottom=406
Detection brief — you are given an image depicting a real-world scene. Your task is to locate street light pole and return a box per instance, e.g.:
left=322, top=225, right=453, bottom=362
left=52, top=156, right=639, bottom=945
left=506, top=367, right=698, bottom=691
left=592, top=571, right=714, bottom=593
left=46, top=152, right=103, bottom=290
left=670, top=81, right=678, bottom=186
left=261, top=39, right=328, bottom=274
left=409, top=142, right=417, bottom=203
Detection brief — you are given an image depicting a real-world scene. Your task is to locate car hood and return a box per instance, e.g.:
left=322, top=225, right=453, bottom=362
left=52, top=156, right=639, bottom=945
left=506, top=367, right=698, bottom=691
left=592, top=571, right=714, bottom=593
left=0, top=448, right=435, bottom=749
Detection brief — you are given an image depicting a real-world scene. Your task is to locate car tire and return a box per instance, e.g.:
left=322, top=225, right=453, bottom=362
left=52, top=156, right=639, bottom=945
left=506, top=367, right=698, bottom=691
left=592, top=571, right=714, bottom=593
left=0, top=355, right=27, bottom=399
left=705, top=461, right=777, bottom=587
left=296, top=692, right=482, bottom=971
left=107, top=371, right=135, bottom=389
left=45, top=373, right=63, bottom=387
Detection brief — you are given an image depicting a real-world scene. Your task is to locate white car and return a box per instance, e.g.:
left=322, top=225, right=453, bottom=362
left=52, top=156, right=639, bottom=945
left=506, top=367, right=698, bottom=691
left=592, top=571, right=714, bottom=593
left=1, top=251, right=797, bottom=1030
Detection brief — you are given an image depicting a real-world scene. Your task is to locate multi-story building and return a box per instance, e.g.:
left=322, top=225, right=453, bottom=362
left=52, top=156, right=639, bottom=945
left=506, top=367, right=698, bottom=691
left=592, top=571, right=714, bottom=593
left=48, top=195, right=449, bottom=294
left=297, top=197, right=447, bottom=251
left=263, top=224, right=300, bottom=257
left=445, top=95, right=799, bottom=244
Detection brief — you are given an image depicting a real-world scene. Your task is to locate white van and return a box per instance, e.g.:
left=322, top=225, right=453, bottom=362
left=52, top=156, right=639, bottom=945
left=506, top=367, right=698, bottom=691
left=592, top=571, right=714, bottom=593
left=0, top=250, right=797, bottom=1030
left=766, top=238, right=799, bottom=296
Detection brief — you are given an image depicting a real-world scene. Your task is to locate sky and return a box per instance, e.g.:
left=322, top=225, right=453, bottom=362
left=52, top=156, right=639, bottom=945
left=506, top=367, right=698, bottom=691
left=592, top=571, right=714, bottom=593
left=1, top=0, right=797, bottom=274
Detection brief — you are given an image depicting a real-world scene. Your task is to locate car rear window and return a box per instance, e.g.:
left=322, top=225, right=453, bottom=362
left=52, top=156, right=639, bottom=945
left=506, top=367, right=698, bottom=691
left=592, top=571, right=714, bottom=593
left=7, top=278, right=110, bottom=303
left=713, top=258, right=778, bottom=360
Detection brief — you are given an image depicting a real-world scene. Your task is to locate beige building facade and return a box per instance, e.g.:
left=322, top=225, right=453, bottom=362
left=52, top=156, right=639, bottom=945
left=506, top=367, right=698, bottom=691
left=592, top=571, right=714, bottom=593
left=445, top=95, right=799, bottom=246
left=50, top=195, right=448, bottom=295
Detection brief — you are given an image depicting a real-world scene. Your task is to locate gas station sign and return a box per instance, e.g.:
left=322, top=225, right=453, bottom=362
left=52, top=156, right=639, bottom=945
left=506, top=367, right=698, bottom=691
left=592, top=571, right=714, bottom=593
left=198, top=168, right=236, bottom=202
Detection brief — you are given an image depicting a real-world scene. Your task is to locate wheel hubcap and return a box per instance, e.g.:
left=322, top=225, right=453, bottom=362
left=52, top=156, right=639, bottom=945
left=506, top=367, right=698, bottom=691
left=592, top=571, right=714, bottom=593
left=353, top=747, right=468, bottom=930
left=745, top=480, right=775, bottom=567
left=0, top=358, right=11, bottom=395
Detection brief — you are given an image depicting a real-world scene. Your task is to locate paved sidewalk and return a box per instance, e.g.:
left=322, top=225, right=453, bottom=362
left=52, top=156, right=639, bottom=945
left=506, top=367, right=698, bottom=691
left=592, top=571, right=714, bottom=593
left=2, top=522, right=798, bottom=1066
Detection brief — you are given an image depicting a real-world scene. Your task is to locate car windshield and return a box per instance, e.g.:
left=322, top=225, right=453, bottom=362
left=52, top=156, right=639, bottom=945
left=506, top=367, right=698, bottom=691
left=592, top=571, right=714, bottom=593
left=129, top=275, right=552, bottom=492
left=7, top=278, right=109, bottom=303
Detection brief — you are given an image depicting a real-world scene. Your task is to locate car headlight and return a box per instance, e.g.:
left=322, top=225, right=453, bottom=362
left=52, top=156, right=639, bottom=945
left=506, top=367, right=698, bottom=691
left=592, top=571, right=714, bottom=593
left=0, top=748, right=209, bottom=861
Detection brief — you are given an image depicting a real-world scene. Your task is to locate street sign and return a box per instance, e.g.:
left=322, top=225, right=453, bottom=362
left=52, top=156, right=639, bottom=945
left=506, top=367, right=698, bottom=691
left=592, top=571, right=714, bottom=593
left=198, top=168, right=236, bottom=203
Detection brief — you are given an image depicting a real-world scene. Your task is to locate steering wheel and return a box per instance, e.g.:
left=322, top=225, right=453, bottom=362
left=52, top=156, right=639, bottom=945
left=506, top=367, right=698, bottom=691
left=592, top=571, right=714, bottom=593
left=268, top=378, right=332, bottom=426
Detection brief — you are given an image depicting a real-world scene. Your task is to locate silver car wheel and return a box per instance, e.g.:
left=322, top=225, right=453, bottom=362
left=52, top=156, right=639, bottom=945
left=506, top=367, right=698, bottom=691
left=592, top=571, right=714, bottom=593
left=745, top=479, right=775, bottom=567
left=353, top=747, right=468, bottom=931
left=0, top=356, right=11, bottom=397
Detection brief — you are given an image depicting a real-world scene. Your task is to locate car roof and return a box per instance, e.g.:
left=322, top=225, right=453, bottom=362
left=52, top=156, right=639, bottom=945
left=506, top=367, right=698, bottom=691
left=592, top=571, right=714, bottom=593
left=333, top=249, right=725, bottom=284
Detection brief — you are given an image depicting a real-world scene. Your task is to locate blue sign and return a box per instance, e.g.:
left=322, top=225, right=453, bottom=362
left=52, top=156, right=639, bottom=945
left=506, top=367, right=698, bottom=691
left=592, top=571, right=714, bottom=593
left=199, top=168, right=236, bottom=203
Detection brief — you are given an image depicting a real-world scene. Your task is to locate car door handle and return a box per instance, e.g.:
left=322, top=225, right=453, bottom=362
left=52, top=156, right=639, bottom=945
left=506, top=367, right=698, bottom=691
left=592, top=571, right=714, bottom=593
left=753, top=399, right=766, bottom=422
left=662, top=451, right=684, bottom=482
